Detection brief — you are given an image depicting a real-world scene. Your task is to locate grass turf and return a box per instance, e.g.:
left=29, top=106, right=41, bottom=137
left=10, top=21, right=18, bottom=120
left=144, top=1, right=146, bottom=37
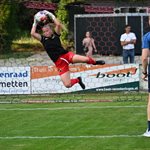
left=0, top=101, right=149, bottom=150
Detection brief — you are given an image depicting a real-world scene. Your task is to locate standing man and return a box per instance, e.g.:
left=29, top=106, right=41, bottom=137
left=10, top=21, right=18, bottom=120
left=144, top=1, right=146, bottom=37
left=142, top=16, right=150, bottom=137
left=120, top=25, right=137, bottom=64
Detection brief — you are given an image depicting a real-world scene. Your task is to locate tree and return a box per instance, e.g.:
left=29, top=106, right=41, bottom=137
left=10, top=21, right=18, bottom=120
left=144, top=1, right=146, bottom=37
left=56, top=0, right=85, bottom=48
left=56, top=0, right=69, bottom=44
left=0, top=0, right=19, bottom=54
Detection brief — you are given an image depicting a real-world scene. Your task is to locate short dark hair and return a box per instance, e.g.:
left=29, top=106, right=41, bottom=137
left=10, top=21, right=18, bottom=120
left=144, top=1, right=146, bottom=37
left=125, top=24, right=131, bottom=28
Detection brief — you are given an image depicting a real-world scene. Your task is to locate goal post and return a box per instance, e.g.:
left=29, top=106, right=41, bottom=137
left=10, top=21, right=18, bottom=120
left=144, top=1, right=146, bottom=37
left=74, top=13, right=149, bottom=56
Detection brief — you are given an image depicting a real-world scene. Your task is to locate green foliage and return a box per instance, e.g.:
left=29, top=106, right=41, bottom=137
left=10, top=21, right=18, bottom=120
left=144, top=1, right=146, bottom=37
left=0, top=0, right=19, bottom=54
left=55, top=0, right=85, bottom=47
left=56, top=0, right=69, bottom=43
left=0, top=1, right=12, bottom=54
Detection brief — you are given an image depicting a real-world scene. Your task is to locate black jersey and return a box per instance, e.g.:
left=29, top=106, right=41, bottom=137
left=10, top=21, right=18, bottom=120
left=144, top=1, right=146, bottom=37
left=41, top=32, right=68, bottom=62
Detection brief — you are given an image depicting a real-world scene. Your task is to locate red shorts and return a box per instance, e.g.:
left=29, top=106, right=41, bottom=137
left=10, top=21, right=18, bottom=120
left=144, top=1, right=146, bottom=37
left=54, top=52, right=75, bottom=75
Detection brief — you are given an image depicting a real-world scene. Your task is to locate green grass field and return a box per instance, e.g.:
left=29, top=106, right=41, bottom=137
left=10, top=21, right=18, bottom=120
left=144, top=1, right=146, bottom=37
left=0, top=100, right=149, bottom=150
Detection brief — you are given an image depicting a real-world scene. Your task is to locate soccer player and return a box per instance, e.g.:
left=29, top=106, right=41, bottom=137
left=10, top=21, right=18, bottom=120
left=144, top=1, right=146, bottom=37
left=142, top=16, right=150, bottom=137
left=120, top=25, right=137, bottom=64
left=31, top=10, right=105, bottom=89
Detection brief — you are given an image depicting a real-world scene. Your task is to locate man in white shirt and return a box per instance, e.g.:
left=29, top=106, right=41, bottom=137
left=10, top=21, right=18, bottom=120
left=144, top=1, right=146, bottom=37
left=120, top=25, right=137, bottom=64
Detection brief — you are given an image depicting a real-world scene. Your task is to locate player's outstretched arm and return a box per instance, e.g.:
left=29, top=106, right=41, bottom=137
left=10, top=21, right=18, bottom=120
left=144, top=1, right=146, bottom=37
left=43, top=10, right=66, bottom=35
left=30, top=17, right=41, bottom=41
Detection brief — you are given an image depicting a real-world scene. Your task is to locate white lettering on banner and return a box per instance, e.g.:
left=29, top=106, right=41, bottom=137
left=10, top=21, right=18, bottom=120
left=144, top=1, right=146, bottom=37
left=96, top=87, right=138, bottom=91
left=32, top=66, right=57, bottom=73
left=103, top=78, right=124, bottom=83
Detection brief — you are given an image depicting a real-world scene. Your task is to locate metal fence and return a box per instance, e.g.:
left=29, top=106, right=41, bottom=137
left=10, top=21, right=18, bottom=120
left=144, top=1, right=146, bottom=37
left=74, top=13, right=150, bottom=56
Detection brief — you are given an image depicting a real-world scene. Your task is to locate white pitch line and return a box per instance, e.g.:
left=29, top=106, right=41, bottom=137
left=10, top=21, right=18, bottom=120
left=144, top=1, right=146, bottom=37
left=0, top=105, right=146, bottom=111
left=0, top=135, right=143, bottom=139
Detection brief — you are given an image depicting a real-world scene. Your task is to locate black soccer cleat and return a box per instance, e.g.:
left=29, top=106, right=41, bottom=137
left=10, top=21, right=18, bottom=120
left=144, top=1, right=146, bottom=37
left=78, top=77, right=85, bottom=89
left=95, top=60, right=105, bottom=65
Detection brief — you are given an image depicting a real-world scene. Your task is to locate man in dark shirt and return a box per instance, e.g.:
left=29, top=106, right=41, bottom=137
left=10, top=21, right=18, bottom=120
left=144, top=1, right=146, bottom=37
left=31, top=10, right=105, bottom=89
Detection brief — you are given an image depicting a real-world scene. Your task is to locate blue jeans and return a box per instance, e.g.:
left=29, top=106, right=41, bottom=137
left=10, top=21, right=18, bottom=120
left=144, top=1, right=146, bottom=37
left=122, top=49, right=135, bottom=64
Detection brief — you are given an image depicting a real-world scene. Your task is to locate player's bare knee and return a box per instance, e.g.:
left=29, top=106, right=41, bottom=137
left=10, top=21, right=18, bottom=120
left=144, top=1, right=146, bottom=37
left=65, top=85, right=72, bottom=88
left=64, top=82, right=72, bottom=88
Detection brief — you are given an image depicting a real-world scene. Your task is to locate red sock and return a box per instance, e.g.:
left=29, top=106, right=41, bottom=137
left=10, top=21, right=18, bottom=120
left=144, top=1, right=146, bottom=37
left=87, top=57, right=96, bottom=64
left=71, top=78, right=79, bottom=87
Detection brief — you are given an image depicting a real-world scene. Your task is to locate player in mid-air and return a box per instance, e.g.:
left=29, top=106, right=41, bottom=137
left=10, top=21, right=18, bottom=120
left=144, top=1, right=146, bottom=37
left=31, top=10, right=105, bottom=89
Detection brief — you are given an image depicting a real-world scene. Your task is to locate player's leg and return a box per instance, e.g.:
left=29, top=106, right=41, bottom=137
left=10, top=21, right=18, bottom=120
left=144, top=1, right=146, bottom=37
left=60, top=71, right=74, bottom=88
left=72, top=54, right=105, bottom=65
left=147, top=94, right=150, bottom=129
left=56, top=52, right=85, bottom=89
left=60, top=71, right=85, bottom=89
left=86, top=47, right=93, bottom=57
left=143, top=94, right=150, bottom=137
left=143, top=66, right=150, bottom=137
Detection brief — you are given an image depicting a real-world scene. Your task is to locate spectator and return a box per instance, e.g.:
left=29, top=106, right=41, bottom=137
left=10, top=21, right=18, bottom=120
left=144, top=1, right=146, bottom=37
left=82, top=31, right=97, bottom=57
left=120, top=25, right=137, bottom=64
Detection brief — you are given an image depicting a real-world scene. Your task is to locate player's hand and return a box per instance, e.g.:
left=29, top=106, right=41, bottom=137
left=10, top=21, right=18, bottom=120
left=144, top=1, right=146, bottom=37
left=43, top=10, right=56, bottom=20
left=33, top=15, right=39, bottom=26
left=34, top=17, right=38, bottom=23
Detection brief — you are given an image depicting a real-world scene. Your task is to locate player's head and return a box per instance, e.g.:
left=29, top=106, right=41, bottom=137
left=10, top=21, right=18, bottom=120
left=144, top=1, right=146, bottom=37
left=85, top=31, right=91, bottom=38
left=42, top=24, right=53, bottom=37
left=125, top=25, right=131, bottom=33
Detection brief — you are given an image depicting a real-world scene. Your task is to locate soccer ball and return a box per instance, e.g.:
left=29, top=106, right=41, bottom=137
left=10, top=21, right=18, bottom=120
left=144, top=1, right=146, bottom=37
left=34, top=11, right=48, bottom=23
